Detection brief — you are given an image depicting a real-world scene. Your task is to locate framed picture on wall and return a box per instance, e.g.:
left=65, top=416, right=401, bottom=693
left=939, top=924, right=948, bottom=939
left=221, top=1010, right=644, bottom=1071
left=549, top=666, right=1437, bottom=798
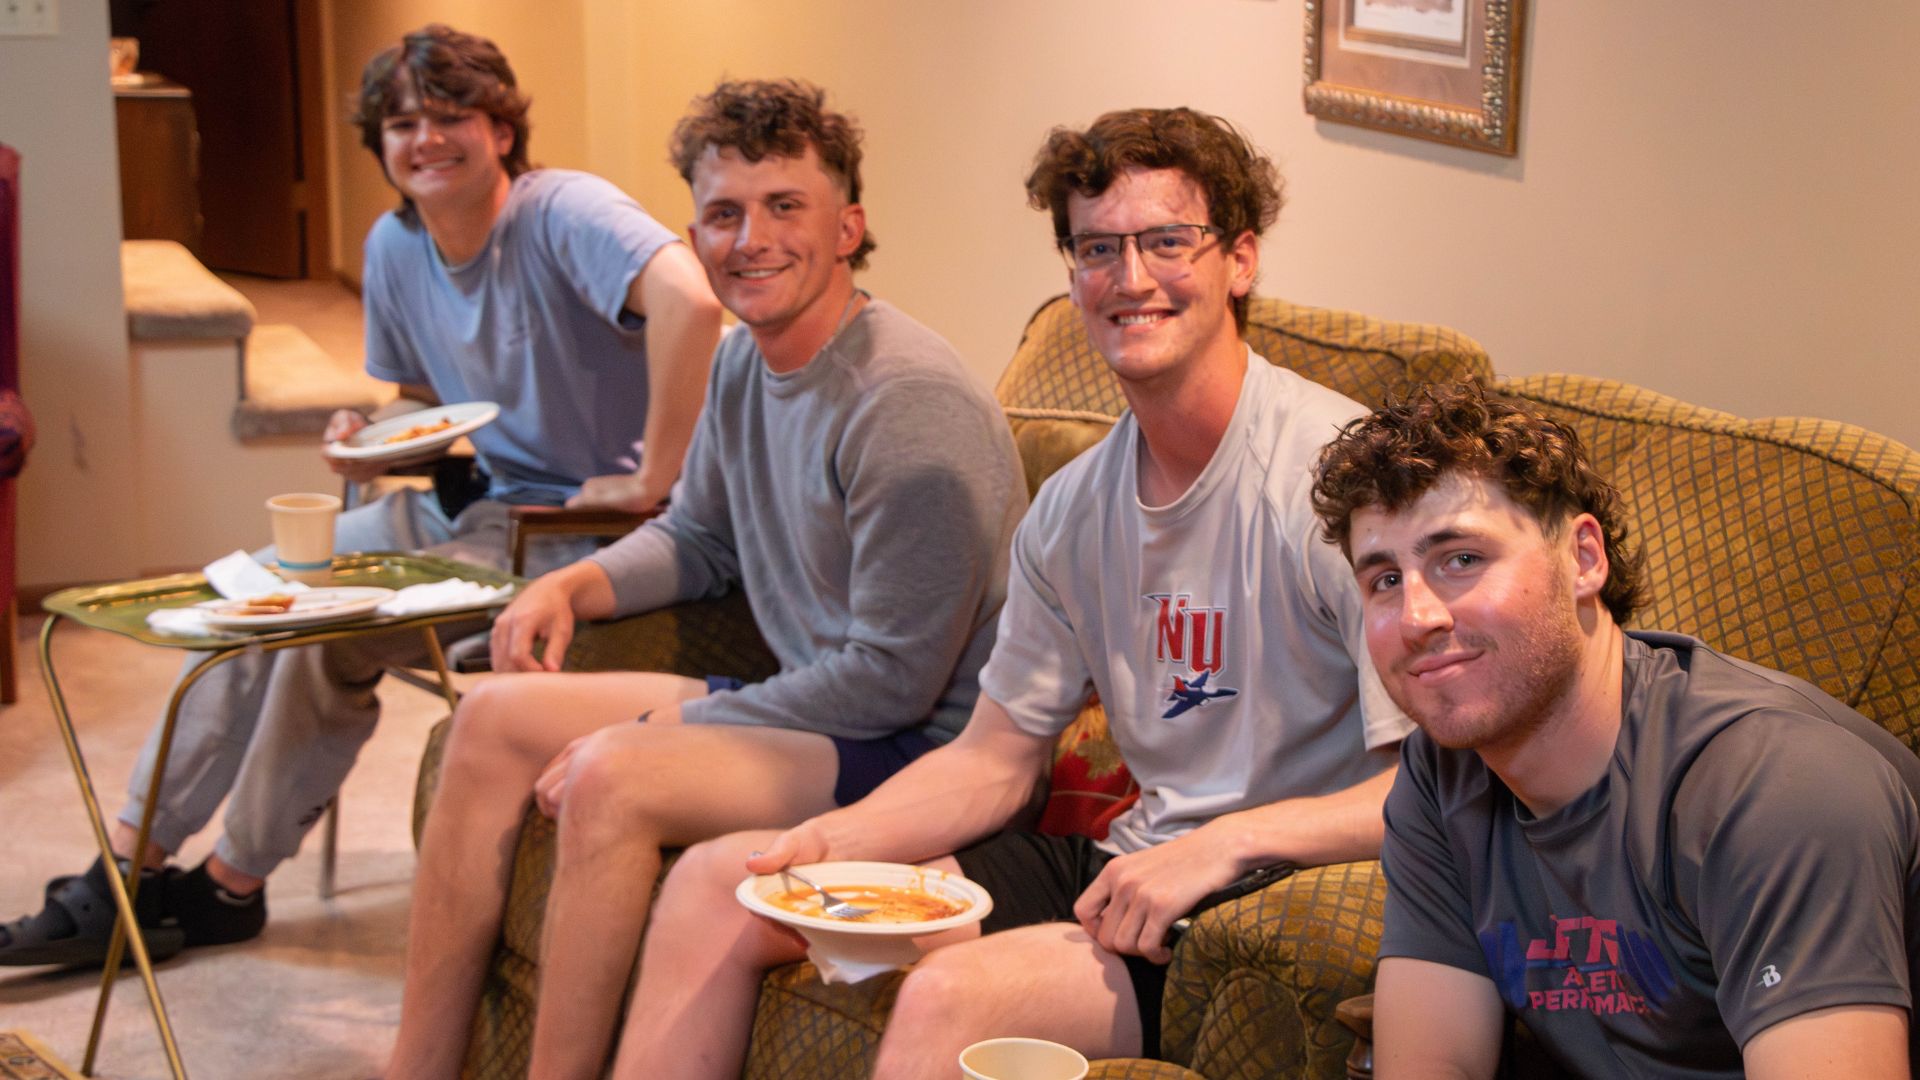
left=1303, top=0, right=1527, bottom=156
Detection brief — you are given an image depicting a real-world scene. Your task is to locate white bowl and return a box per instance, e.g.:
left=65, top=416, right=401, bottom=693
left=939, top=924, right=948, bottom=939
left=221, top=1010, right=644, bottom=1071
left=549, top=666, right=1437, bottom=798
left=736, top=861, right=993, bottom=973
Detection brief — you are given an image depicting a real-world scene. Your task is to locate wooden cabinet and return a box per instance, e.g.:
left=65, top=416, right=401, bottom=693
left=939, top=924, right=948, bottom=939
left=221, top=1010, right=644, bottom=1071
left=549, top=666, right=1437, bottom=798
left=115, top=76, right=202, bottom=256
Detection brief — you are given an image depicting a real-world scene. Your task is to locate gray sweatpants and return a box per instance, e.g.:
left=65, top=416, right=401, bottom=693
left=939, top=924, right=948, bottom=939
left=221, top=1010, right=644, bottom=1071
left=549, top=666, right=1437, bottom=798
left=116, top=489, right=592, bottom=878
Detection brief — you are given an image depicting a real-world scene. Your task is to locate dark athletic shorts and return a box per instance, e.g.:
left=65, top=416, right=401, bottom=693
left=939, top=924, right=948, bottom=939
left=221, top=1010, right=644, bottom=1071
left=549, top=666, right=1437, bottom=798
left=951, top=831, right=1168, bottom=1059
left=701, top=676, right=939, bottom=806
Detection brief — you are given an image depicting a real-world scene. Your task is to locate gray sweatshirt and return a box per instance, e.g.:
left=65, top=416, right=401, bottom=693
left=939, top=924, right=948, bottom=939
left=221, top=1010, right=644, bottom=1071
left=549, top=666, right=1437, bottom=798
left=587, top=299, right=1026, bottom=742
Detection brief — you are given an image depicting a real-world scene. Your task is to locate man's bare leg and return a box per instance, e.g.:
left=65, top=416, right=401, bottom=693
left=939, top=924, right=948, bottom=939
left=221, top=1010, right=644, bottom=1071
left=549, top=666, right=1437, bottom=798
left=101, top=824, right=262, bottom=896
left=385, top=671, right=706, bottom=1080
left=611, top=831, right=808, bottom=1080
left=527, top=721, right=839, bottom=1079
left=105, top=823, right=169, bottom=872
left=873, top=922, right=1143, bottom=1080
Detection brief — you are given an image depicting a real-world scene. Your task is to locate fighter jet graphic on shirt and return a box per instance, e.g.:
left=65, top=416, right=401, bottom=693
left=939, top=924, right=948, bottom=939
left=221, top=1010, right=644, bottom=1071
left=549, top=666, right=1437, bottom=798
left=1162, top=670, right=1239, bottom=719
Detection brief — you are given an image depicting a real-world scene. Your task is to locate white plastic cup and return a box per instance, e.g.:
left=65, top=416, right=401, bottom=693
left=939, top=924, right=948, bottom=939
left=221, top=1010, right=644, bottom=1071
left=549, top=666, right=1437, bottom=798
left=958, top=1037, right=1090, bottom=1080
left=266, top=492, right=340, bottom=585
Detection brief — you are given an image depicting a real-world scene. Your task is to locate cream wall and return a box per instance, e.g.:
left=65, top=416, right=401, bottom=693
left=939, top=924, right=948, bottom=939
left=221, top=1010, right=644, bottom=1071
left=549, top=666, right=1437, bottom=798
left=318, top=1, right=1918, bottom=449
left=581, top=0, right=1919, bottom=450
left=4, top=1, right=141, bottom=586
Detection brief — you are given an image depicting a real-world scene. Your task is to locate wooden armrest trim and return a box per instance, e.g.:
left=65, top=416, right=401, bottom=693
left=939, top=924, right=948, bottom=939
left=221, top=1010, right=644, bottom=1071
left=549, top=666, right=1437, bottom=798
left=1337, top=993, right=1376, bottom=1080
left=506, top=505, right=660, bottom=575
left=1335, top=993, right=1374, bottom=1038
left=509, top=506, right=657, bottom=538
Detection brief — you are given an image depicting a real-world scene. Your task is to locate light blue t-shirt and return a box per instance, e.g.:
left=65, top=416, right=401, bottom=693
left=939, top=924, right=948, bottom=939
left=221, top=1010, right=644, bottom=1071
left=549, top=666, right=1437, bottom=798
left=361, top=169, right=681, bottom=505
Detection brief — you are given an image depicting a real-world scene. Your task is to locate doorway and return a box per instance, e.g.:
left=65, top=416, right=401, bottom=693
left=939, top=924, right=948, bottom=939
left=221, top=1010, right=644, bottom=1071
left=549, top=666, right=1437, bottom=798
left=115, top=0, right=332, bottom=279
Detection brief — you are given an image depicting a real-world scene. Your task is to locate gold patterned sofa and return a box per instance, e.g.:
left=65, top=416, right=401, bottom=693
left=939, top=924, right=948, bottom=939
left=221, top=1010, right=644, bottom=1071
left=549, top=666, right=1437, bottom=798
left=412, top=294, right=1494, bottom=1079
left=1503, top=375, right=1920, bottom=749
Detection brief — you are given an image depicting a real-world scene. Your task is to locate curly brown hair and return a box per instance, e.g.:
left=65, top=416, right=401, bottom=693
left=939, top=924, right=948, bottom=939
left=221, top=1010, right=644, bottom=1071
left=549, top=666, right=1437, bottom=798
left=350, top=25, right=531, bottom=220
left=1024, top=107, right=1284, bottom=329
left=1311, top=381, right=1648, bottom=625
left=668, top=79, right=875, bottom=271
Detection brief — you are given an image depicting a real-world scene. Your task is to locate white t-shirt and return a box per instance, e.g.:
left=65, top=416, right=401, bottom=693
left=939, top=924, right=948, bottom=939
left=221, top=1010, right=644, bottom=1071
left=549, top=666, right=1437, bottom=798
left=980, top=353, right=1413, bottom=854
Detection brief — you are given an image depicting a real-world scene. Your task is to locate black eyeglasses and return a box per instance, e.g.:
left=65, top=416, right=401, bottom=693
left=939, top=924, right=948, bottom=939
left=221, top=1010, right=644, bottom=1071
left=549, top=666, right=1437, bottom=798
left=1058, top=223, right=1220, bottom=273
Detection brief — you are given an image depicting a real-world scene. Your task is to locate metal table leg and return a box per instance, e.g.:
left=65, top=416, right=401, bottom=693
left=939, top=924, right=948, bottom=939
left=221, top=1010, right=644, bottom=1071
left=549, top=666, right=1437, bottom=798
left=417, top=627, right=463, bottom=711
left=317, top=626, right=461, bottom=902
left=84, top=637, right=250, bottom=1075
left=39, top=614, right=190, bottom=1080
left=317, top=798, right=340, bottom=901
left=34, top=573, right=501, bottom=1079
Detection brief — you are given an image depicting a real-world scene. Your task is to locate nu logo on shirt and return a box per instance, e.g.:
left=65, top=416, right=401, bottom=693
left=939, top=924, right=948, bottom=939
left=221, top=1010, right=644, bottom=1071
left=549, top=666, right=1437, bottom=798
left=1144, top=593, right=1239, bottom=718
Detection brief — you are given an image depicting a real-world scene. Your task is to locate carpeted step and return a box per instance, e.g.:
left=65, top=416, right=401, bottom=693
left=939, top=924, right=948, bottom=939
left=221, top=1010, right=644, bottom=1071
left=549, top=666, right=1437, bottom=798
left=121, top=239, right=255, bottom=341
left=231, top=323, right=391, bottom=440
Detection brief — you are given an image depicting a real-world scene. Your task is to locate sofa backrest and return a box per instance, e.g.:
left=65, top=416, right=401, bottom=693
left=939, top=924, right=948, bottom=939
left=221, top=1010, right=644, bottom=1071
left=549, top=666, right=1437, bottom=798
left=995, top=294, right=1493, bottom=498
left=1503, top=374, right=1920, bottom=751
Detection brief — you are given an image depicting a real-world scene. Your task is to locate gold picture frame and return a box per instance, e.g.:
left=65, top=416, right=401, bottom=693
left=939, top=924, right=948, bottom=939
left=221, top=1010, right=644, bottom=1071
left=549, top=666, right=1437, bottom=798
left=1303, top=0, right=1527, bottom=156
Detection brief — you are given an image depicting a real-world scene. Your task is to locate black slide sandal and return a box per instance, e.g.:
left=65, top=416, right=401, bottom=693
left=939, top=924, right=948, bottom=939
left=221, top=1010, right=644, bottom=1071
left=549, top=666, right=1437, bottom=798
left=0, top=860, right=185, bottom=967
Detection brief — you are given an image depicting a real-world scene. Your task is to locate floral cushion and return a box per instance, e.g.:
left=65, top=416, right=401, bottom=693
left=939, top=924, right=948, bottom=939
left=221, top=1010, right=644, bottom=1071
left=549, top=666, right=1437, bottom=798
left=1037, top=696, right=1137, bottom=840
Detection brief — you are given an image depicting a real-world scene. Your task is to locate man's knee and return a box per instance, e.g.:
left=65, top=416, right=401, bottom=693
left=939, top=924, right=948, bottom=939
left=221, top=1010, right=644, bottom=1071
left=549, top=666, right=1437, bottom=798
left=444, top=677, right=545, bottom=770
left=890, top=944, right=982, bottom=1029
left=652, top=833, right=803, bottom=969
left=559, top=727, right=670, bottom=828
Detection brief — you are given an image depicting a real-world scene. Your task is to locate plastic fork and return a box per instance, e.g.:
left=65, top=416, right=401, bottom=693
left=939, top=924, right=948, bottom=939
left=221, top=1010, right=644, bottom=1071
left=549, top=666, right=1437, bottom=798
left=759, top=856, right=877, bottom=920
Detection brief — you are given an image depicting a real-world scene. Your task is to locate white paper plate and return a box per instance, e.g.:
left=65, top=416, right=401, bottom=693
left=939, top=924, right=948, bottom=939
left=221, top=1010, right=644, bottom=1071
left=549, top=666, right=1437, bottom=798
left=323, top=402, right=500, bottom=463
left=737, top=861, right=992, bottom=976
left=200, top=586, right=396, bottom=630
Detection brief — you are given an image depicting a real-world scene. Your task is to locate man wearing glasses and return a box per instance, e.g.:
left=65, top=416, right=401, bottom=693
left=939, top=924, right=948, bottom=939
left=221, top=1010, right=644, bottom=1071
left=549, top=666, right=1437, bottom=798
left=611, top=107, right=1411, bottom=1075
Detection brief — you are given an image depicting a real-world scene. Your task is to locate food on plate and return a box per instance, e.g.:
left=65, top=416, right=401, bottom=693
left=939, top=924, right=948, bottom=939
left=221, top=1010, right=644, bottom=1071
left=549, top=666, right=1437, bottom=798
left=227, top=593, right=299, bottom=616
left=769, top=883, right=967, bottom=923
left=382, top=416, right=457, bottom=444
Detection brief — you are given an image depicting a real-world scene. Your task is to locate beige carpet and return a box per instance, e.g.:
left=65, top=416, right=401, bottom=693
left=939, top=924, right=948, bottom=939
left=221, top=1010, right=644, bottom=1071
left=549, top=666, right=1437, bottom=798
left=1, top=614, right=474, bottom=1079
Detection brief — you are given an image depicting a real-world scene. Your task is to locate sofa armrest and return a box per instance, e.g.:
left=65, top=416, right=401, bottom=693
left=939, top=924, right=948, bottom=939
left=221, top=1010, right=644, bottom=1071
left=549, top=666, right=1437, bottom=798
left=1161, top=860, right=1388, bottom=1080
left=0, top=388, right=32, bottom=479
left=1088, top=1062, right=1209, bottom=1079
left=507, top=504, right=657, bottom=576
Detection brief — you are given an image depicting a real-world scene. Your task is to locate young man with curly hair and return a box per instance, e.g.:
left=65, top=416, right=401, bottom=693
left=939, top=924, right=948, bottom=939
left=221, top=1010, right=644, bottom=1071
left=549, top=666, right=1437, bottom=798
left=612, top=106, right=1413, bottom=1078
left=1312, top=381, right=1920, bottom=1076
left=382, top=78, right=1026, bottom=1079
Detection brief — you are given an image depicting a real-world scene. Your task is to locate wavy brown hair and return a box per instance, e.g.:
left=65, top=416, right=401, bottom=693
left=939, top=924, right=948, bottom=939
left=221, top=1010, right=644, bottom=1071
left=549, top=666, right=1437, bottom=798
left=1311, top=381, right=1648, bottom=625
left=1024, top=107, right=1284, bottom=329
left=351, top=25, right=531, bottom=220
left=669, top=79, right=874, bottom=271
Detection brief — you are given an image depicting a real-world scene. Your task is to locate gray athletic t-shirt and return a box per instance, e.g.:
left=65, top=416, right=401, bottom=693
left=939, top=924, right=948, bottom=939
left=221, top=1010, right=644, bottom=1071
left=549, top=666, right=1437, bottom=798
left=362, top=169, right=680, bottom=505
left=981, top=355, right=1412, bottom=855
left=588, top=300, right=1026, bottom=743
left=1382, top=630, right=1920, bottom=1076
